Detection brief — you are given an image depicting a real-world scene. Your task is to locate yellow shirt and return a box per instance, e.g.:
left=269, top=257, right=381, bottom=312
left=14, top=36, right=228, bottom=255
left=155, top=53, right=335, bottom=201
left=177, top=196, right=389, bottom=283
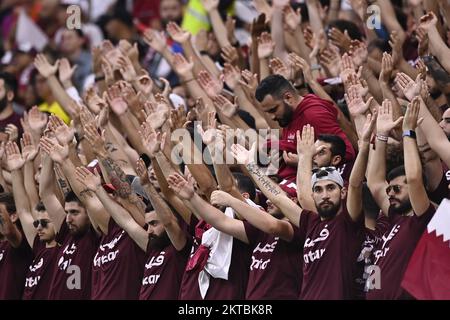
left=38, top=101, right=71, bottom=125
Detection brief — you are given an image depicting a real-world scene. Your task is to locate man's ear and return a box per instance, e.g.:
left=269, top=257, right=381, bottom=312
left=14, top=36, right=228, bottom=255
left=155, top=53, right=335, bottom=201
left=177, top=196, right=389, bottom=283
left=9, top=212, right=18, bottom=223
left=331, top=155, right=342, bottom=167
left=340, top=187, right=347, bottom=200
left=6, top=91, right=14, bottom=102
left=241, top=192, right=250, bottom=199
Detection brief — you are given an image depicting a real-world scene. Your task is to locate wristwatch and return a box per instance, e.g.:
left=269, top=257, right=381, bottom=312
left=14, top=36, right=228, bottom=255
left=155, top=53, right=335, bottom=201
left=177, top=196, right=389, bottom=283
left=402, top=130, right=417, bottom=139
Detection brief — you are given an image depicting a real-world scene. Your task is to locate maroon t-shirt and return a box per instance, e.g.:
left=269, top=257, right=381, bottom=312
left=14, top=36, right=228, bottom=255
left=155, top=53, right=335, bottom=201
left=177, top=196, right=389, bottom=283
left=48, top=222, right=99, bottom=299
left=179, top=215, right=251, bottom=300
left=277, top=94, right=356, bottom=180
left=0, top=111, right=23, bottom=138
left=139, top=239, right=191, bottom=300
left=298, top=207, right=364, bottom=300
left=428, top=164, right=450, bottom=204
left=0, top=233, right=32, bottom=299
left=366, top=205, right=436, bottom=300
left=91, top=218, right=146, bottom=300
left=243, top=221, right=303, bottom=300
left=22, top=235, right=59, bottom=300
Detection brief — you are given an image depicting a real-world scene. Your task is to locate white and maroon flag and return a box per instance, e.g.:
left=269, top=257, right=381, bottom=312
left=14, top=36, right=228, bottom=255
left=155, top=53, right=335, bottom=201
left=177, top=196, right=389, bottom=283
left=401, top=199, right=450, bottom=299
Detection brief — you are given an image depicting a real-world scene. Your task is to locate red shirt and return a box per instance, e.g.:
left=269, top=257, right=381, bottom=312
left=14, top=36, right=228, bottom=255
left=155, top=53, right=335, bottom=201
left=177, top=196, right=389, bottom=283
left=139, top=240, right=191, bottom=300
left=0, top=233, right=32, bottom=299
left=91, top=219, right=146, bottom=300
left=48, top=222, right=99, bottom=299
left=22, top=235, right=59, bottom=300
left=278, top=94, right=355, bottom=180
left=178, top=216, right=251, bottom=300
left=298, top=207, right=364, bottom=300
left=366, top=205, right=436, bottom=300
left=243, top=221, right=304, bottom=300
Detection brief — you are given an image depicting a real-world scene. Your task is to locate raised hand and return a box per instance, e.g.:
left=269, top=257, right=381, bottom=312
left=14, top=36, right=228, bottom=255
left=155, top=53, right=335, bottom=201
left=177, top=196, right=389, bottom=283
left=344, top=85, right=372, bottom=116
left=361, top=110, right=377, bottom=144
left=39, top=137, right=69, bottom=164
left=419, top=11, right=438, bottom=31
left=197, top=111, right=217, bottom=146
left=5, top=141, right=25, bottom=171
left=376, top=99, right=403, bottom=136
left=5, top=124, right=18, bottom=142
left=339, top=53, right=356, bottom=83
left=221, top=45, right=239, bottom=65
left=296, top=124, right=317, bottom=158
left=84, top=87, right=106, bottom=115
left=403, top=96, right=423, bottom=131
left=320, top=45, right=341, bottom=77
left=198, top=70, right=223, bottom=98
left=394, top=72, right=422, bottom=101
left=142, top=101, right=168, bottom=130
left=75, top=166, right=101, bottom=192
left=170, top=108, right=187, bottom=131
left=288, top=53, right=312, bottom=83
left=239, top=69, right=259, bottom=93
left=117, top=53, right=137, bottom=83
left=166, top=22, right=190, bottom=44
left=172, top=53, right=194, bottom=77
left=270, top=57, right=292, bottom=80
left=210, top=190, right=234, bottom=207
left=415, top=27, right=429, bottom=56
left=27, top=106, right=48, bottom=133
left=250, top=13, right=269, bottom=39
left=135, top=158, right=150, bottom=185
left=346, top=72, right=368, bottom=97
left=83, top=122, right=108, bottom=157
left=167, top=173, right=195, bottom=200
left=106, top=83, right=129, bottom=116
left=212, top=94, right=238, bottom=118
left=253, top=0, right=273, bottom=22
left=20, top=132, right=39, bottom=162
left=48, top=115, right=75, bottom=145
left=58, top=58, right=77, bottom=87
left=222, top=63, right=241, bottom=90
left=389, top=30, right=404, bottom=64
left=34, top=53, right=59, bottom=78
left=328, top=28, right=351, bottom=52
left=101, top=57, right=114, bottom=86
left=379, top=52, right=393, bottom=84
left=143, top=29, right=167, bottom=53
left=230, top=142, right=257, bottom=165
left=349, top=40, right=368, bottom=67
left=257, top=32, right=275, bottom=59
left=134, top=74, right=154, bottom=96
left=282, top=5, right=301, bottom=32
left=140, top=121, right=162, bottom=157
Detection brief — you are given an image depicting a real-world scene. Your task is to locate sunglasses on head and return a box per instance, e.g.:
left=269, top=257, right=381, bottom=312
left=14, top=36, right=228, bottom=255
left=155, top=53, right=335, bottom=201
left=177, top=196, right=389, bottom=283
left=386, top=185, right=402, bottom=195
left=33, top=219, right=50, bottom=229
left=312, top=166, right=337, bottom=177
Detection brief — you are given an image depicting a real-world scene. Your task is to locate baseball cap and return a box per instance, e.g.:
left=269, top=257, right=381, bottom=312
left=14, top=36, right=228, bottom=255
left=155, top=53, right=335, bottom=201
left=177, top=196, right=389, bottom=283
left=311, top=167, right=344, bottom=188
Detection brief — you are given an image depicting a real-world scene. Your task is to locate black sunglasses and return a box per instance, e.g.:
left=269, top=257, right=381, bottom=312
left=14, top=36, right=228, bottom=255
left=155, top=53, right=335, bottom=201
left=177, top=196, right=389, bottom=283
left=386, top=185, right=402, bottom=195
left=312, top=166, right=337, bottom=177
left=33, top=219, right=50, bottom=229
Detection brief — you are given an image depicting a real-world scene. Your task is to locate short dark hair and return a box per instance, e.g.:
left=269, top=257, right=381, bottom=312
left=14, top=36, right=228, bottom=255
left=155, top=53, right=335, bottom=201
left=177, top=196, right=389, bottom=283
left=317, top=134, right=346, bottom=164
left=0, top=193, right=16, bottom=215
left=35, top=202, right=46, bottom=212
left=368, top=38, right=391, bottom=54
left=0, top=72, right=18, bottom=97
left=327, top=20, right=363, bottom=41
left=64, top=191, right=82, bottom=204
left=387, top=165, right=406, bottom=183
left=255, top=75, right=296, bottom=103
left=233, top=172, right=256, bottom=201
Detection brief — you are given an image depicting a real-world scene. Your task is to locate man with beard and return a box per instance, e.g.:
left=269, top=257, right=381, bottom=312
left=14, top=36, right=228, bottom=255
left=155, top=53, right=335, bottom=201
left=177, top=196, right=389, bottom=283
left=255, top=75, right=355, bottom=181
left=75, top=164, right=190, bottom=300
left=439, top=108, right=450, bottom=140
left=224, top=139, right=368, bottom=299
left=47, top=191, right=99, bottom=299
left=366, top=98, right=436, bottom=299
left=0, top=72, right=23, bottom=138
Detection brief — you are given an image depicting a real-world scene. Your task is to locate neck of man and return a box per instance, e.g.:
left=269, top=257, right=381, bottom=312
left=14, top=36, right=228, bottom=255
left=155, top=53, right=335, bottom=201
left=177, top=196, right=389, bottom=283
left=45, top=239, right=57, bottom=248
left=0, top=103, right=14, bottom=120
left=291, top=95, right=303, bottom=112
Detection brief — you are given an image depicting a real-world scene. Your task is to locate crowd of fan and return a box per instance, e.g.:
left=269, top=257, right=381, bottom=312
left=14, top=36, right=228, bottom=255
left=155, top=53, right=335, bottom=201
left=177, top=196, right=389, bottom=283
left=0, top=0, right=449, bottom=300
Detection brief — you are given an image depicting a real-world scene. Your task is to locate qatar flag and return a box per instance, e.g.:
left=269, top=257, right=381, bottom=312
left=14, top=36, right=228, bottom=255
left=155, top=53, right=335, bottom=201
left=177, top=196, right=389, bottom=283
left=401, top=199, right=450, bottom=300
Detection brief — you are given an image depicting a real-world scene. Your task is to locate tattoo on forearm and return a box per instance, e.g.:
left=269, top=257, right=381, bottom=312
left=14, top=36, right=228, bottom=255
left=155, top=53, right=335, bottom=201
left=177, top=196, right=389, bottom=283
left=246, top=163, right=281, bottom=196
left=105, top=142, right=118, bottom=154
left=100, top=157, right=132, bottom=198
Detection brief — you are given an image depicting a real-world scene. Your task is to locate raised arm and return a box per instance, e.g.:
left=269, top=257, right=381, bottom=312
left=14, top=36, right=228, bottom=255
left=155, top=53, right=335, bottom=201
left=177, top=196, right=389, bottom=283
left=347, top=112, right=376, bottom=221
left=5, top=142, right=35, bottom=248
left=211, top=190, right=294, bottom=242
left=402, top=97, right=431, bottom=216
left=167, top=173, right=248, bottom=244
left=230, top=143, right=303, bottom=227
left=21, top=133, right=40, bottom=211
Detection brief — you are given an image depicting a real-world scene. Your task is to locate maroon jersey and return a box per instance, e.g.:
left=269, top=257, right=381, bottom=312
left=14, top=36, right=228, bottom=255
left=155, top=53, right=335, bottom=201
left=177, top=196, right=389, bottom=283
left=48, top=222, right=99, bottom=299
left=0, top=233, right=32, bottom=299
left=299, top=208, right=364, bottom=300
left=91, top=219, right=146, bottom=300
left=22, top=235, right=59, bottom=300
left=179, top=216, right=251, bottom=300
left=243, top=221, right=304, bottom=300
left=428, top=164, right=450, bottom=204
left=139, top=240, right=191, bottom=300
left=278, top=94, right=356, bottom=180
left=366, top=205, right=436, bottom=300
